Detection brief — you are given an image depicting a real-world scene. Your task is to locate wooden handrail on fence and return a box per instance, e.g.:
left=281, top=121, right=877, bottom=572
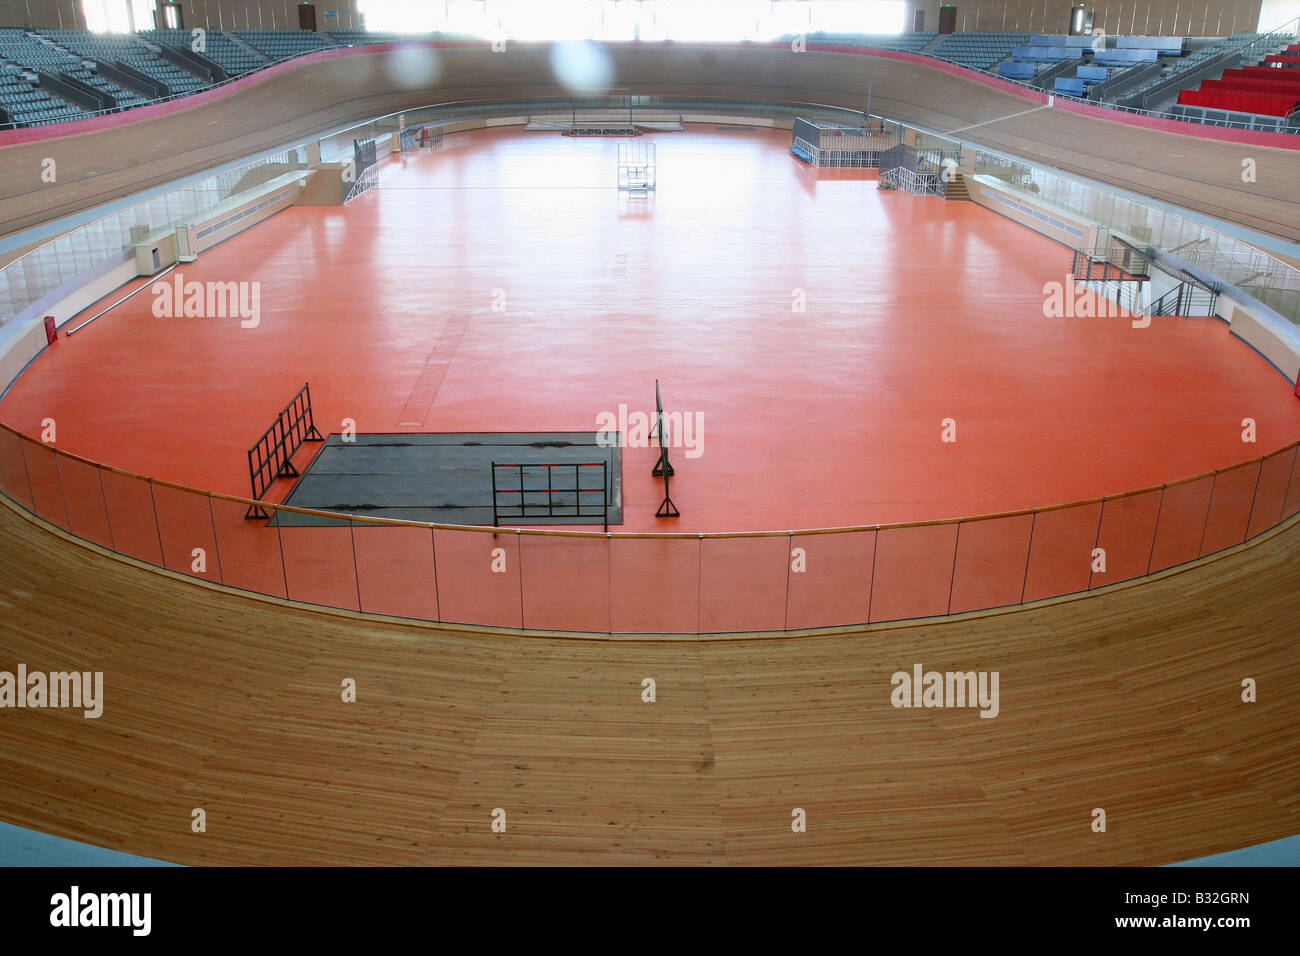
left=1, top=418, right=1295, bottom=541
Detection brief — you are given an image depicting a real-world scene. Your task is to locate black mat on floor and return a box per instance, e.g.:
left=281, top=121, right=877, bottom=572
left=271, top=432, right=621, bottom=527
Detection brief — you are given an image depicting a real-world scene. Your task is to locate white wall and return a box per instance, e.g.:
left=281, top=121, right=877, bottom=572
left=1258, top=0, right=1300, bottom=31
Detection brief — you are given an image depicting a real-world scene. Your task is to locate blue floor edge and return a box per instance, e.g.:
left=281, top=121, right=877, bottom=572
left=0, top=822, right=182, bottom=867
left=1165, top=833, right=1300, bottom=867
left=3, top=817, right=1297, bottom=866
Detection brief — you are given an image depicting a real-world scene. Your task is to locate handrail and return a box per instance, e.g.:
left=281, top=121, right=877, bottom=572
left=980, top=149, right=1300, bottom=325
left=1, top=147, right=306, bottom=273
left=1, top=417, right=1293, bottom=540
left=0, top=145, right=310, bottom=327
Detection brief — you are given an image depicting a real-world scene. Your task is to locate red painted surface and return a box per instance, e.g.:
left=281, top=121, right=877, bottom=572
left=3, top=126, right=1298, bottom=539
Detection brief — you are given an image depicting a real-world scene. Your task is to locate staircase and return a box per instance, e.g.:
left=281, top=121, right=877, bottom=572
left=226, top=32, right=271, bottom=67
left=944, top=172, right=971, bottom=201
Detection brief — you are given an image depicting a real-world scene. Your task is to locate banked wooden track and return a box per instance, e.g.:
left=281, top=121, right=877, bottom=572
left=1, top=43, right=1298, bottom=243
left=0, top=495, right=1296, bottom=865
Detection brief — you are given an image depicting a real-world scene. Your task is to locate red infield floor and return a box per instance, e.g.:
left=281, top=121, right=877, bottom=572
left=3, top=125, right=1299, bottom=539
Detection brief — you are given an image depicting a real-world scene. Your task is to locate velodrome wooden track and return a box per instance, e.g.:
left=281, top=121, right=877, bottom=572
left=2, top=38, right=1299, bottom=867
left=1, top=43, right=1299, bottom=244
left=0, top=494, right=1297, bottom=865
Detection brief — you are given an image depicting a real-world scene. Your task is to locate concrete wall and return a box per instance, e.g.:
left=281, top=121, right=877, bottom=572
left=967, top=174, right=1101, bottom=250
left=0, top=255, right=134, bottom=399
left=1227, top=297, right=1300, bottom=384
left=0, top=0, right=85, bottom=29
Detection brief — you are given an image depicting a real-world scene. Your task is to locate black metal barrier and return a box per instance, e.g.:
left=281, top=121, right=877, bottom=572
left=246, top=382, right=324, bottom=519
left=652, top=379, right=679, bottom=518
left=401, top=125, right=444, bottom=149
left=492, top=461, right=609, bottom=531
left=353, top=137, right=378, bottom=174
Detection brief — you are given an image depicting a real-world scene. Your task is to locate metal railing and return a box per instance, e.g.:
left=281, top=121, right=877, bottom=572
left=978, top=149, right=1300, bottom=326
left=0, top=419, right=1295, bottom=634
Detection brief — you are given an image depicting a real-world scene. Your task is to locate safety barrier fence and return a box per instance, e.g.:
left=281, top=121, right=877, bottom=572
left=973, top=148, right=1300, bottom=325
left=0, top=145, right=309, bottom=327
left=0, top=420, right=1295, bottom=635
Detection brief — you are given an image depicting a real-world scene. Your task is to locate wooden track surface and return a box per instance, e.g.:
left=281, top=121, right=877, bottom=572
left=0, top=496, right=1296, bottom=865
left=1, top=44, right=1298, bottom=243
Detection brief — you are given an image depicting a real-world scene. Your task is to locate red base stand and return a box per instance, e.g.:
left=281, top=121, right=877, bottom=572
left=43, top=315, right=56, bottom=345
left=1294, top=370, right=1300, bottom=400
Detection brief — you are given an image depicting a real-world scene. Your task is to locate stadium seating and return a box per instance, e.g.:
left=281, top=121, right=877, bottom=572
left=40, top=29, right=207, bottom=96
left=1176, top=56, right=1300, bottom=118
left=0, top=28, right=83, bottom=71
left=142, top=29, right=268, bottom=75
left=1013, top=45, right=1078, bottom=62
left=232, top=30, right=338, bottom=61
left=997, top=61, right=1037, bottom=80
left=328, top=31, right=422, bottom=46
left=60, top=66, right=149, bottom=109
left=0, top=74, right=84, bottom=125
left=929, top=33, right=1029, bottom=72
left=0, top=26, right=1295, bottom=132
left=1177, top=85, right=1300, bottom=117
left=1115, top=36, right=1186, bottom=55
left=0, top=30, right=87, bottom=126
left=1118, top=34, right=1282, bottom=107
left=792, top=32, right=936, bottom=52
left=1263, top=44, right=1300, bottom=66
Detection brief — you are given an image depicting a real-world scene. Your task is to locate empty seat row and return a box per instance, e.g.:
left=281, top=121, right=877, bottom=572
left=1177, top=86, right=1299, bottom=117
left=931, top=33, right=1029, bottom=71
left=1115, top=36, right=1185, bottom=54
left=790, top=32, right=936, bottom=52
left=1093, top=48, right=1160, bottom=64
left=232, top=30, right=337, bottom=61
left=1013, top=45, right=1080, bottom=62
left=997, top=61, right=1038, bottom=79
left=139, top=29, right=268, bottom=75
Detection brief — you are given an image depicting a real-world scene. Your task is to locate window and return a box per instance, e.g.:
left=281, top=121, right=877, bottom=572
left=82, top=0, right=159, bottom=32
left=354, top=0, right=906, bottom=41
